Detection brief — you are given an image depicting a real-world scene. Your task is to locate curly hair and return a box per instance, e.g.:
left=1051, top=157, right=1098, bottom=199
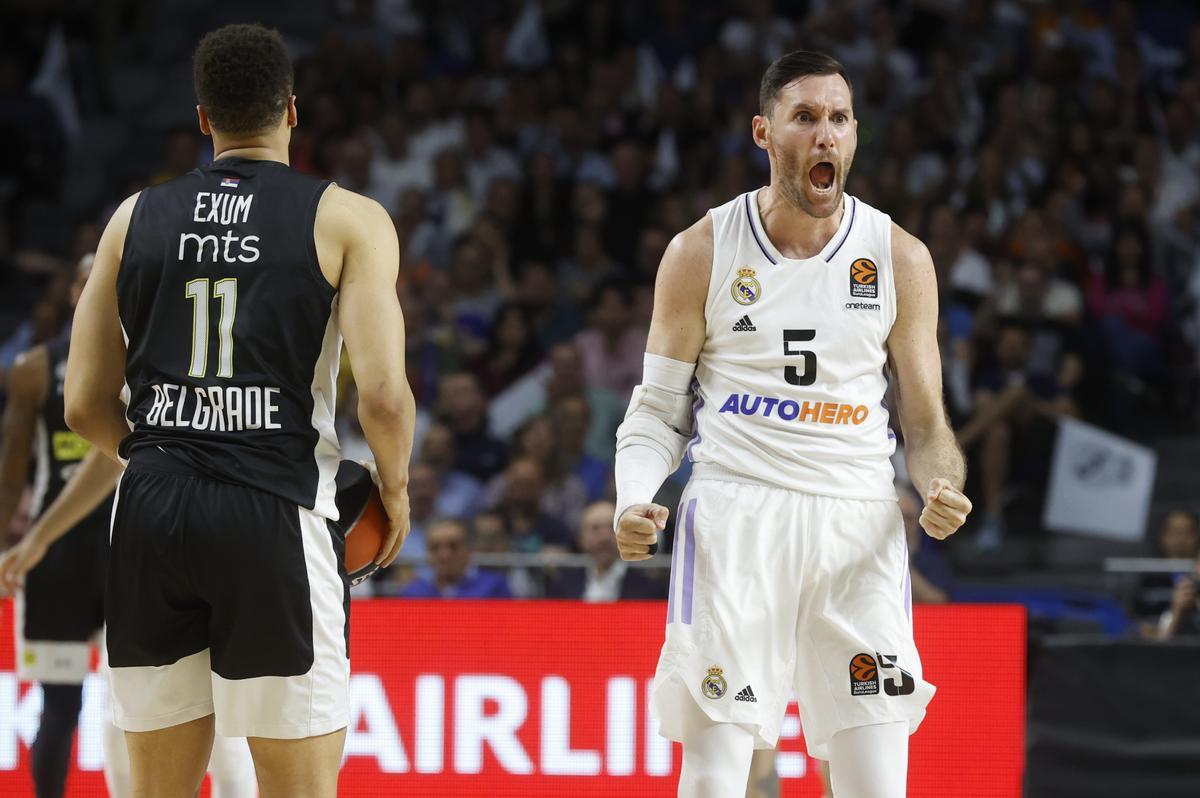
left=193, top=24, right=293, bottom=135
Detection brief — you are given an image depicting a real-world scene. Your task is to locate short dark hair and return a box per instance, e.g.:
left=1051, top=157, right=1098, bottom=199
left=193, top=24, right=293, bottom=135
left=759, top=50, right=852, bottom=118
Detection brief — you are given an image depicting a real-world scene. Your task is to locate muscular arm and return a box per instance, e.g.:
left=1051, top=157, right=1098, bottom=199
left=644, top=215, right=712, bottom=363
left=28, top=448, right=122, bottom=547
left=0, top=448, right=122, bottom=594
left=320, top=188, right=416, bottom=565
left=887, top=224, right=972, bottom=538
left=613, top=216, right=711, bottom=560
left=64, top=194, right=138, bottom=460
left=0, top=349, right=48, bottom=543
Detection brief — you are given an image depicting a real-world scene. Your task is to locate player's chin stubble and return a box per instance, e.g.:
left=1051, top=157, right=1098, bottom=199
left=775, top=147, right=850, bottom=220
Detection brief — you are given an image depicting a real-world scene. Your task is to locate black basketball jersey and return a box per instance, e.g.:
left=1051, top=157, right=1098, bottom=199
left=117, top=157, right=342, bottom=518
left=32, top=330, right=114, bottom=527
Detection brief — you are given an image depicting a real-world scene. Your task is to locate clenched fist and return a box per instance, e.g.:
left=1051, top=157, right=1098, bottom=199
left=616, top=503, right=669, bottom=561
left=920, top=478, right=972, bottom=540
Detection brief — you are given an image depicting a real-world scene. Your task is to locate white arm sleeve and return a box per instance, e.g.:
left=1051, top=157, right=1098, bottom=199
left=614, top=353, right=697, bottom=525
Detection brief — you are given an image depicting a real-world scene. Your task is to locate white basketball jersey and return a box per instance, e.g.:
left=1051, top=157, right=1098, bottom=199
left=687, top=189, right=898, bottom=499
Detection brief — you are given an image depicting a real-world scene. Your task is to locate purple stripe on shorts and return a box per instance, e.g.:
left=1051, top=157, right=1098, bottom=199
left=682, top=498, right=698, bottom=624
left=902, top=550, right=912, bottom=621
left=666, top=501, right=682, bottom=624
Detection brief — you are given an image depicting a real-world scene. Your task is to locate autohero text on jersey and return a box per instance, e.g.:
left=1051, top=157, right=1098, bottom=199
left=719, top=392, right=869, bottom=426
left=145, top=383, right=282, bottom=432
left=178, top=192, right=260, bottom=263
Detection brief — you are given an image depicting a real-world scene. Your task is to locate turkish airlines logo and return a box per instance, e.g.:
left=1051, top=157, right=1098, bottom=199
left=850, top=258, right=878, bottom=299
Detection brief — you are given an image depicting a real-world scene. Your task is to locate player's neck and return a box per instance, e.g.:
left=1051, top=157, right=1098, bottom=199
left=758, top=184, right=844, bottom=260
left=211, top=135, right=290, bottom=166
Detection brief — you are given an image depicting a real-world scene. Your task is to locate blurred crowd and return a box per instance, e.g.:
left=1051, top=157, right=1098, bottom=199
left=1, top=0, right=1199, bottom=602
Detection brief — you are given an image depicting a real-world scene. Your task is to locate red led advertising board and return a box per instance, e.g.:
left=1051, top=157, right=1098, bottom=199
left=0, top=600, right=1024, bottom=796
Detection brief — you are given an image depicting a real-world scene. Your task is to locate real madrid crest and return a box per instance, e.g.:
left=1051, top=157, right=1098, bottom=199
left=731, top=267, right=761, bottom=306
left=701, top=665, right=728, bottom=699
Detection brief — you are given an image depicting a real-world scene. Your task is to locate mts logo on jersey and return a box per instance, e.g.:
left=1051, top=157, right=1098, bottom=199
left=850, top=258, right=877, bottom=299
left=178, top=192, right=260, bottom=263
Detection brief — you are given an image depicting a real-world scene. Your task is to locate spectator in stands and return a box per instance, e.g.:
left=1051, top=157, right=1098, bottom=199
left=419, top=423, right=484, bottom=518
left=447, top=237, right=506, bottom=354
left=551, top=395, right=609, bottom=501
left=1135, top=510, right=1200, bottom=630
left=401, top=291, right=462, bottom=407
left=472, top=510, right=511, bottom=555
left=558, top=223, right=619, bottom=304
left=958, top=319, right=1078, bottom=548
left=437, top=371, right=508, bottom=481
left=470, top=301, right=542, bottom=396
left=400, top=518, right=511, bottom=599
left=1156, top=555, right=1200, bottom=639
left=517, top=260, right=581, bottom=349
left=484, top=414, right=588, bottom=533
left=546, top=501, right=666, bottom=601
left=494, top=456, right=573, bottom=553
left=899, top=487, right=953, bottom=603
left=574, top=280, right=648, bottom=398
left=392, top=461, right=440, bottom=562
left=367, top=110, right=432, bottom=215
left=1087, top=223, right=1167, bottom=385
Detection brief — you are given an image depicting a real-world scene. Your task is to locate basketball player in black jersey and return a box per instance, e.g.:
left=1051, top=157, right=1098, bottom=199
left=0, top=256, right=109, bottom=798
left=61, top=24, right=414, bottom=798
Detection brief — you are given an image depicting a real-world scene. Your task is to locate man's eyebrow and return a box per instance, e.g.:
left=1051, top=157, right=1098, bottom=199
left=788, top=102, right=853, bottom=114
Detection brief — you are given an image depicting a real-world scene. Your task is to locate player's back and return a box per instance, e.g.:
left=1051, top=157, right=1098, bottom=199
left=117, top=157, right=341, bottom=517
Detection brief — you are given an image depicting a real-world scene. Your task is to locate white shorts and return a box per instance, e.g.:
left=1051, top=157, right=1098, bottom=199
left=650, top=473, right=935, bottom=760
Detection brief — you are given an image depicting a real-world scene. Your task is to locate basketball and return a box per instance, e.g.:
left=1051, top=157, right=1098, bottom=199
left=334, top=460, right=389, bottom=586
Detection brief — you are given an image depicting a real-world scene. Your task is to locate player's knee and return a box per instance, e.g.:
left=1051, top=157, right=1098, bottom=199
left=207, top=735, right=255, bottom=783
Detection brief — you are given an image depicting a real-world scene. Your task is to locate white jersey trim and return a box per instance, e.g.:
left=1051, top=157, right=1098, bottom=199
left=308, top=295, right=342, bottom=520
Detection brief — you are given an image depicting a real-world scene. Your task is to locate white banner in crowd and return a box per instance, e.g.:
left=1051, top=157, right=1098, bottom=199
left=1043, top=418, right=1158, bottom=542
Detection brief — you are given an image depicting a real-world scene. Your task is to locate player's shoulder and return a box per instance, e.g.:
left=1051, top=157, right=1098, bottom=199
left=315, top=185, right=394, bottom=249
left=889, top=221, right=933, bottom=278
left=6, top=345, right=49, bottom=399
left=317, top=185, right=391, bottom=229
left=659, top=214, right=714, bottom=283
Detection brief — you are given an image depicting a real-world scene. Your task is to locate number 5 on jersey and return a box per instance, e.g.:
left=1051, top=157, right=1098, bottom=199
left=783, top=328, right=817, bottom=386
left=186, top=278, right=237, bottom=378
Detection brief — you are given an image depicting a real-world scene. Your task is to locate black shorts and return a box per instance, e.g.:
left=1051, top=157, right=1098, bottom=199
left=106, top=450, right=350, bottom=738
left=16, top=512, right=107, bottom=684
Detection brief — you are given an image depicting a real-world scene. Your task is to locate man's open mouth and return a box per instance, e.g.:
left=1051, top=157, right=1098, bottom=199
left=809, top=161, right=835, bottom=192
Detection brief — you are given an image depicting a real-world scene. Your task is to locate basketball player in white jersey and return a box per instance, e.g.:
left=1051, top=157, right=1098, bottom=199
left=614, top=51, right=972, bottom=797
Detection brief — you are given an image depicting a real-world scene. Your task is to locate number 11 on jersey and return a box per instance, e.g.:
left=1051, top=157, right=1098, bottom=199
left=186, top=278, right=237, bottom=379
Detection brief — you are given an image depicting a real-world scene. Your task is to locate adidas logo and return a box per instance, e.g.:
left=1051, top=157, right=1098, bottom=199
left=734, top=685, right=757, bottom=703
left=732, top=315, right=756, bottom=332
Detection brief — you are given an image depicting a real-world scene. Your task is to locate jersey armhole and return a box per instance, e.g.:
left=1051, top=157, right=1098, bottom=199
left=115, top=190, right=150, bottom=298
left=704, top=208, right=736, bottom=325
left=305, top=181, right=338, bottom=293
left=882, top=218, right=898, bottom=333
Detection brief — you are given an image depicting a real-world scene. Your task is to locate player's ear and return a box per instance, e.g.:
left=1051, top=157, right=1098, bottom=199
left=196, top=106, right=212, bottom=136
left=286, top=95, right=298, bottom=129
left=752, top=115, right=770, bottom=151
